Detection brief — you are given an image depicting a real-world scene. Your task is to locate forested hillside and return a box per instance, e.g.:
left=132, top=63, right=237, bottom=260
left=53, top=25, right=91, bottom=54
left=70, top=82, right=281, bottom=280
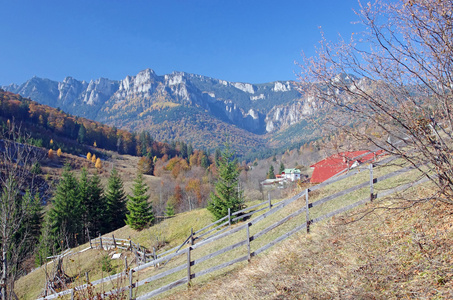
left=0, top=89, right=200, bottom=160
left=2, top=70, right=326, bottom=156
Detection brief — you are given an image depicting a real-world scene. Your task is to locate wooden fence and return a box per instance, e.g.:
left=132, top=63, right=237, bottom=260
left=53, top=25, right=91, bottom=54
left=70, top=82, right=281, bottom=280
left=38, top=155, right=428, bottom=299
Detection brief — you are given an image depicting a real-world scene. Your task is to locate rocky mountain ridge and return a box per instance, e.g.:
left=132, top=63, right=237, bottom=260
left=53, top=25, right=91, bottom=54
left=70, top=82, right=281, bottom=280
left=2, top=69, right=323, bottom=153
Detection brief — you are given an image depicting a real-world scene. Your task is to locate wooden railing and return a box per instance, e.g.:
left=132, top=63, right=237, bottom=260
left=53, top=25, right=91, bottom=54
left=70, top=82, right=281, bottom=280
left=38, top=155, right=427, bottom=299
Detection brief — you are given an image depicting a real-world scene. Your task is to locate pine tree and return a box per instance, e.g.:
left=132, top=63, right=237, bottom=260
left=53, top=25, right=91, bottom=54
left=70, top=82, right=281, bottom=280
left=214, top=148, right=222, bottom=167
left=14, top=191, right=43, bottom=268
left=48, top=165, right=83, bottom=249
left=35, top=218, right=53, bottom=266
left=78, top=168, right=89, bottom=239
left=207, top=143, right=244, bottom=220
left=80, top=169, right=106, bottom=237
left=267, top=165, right=276, bottom=179
left=126, top=173, right=154, bottom=230
left=105, top=168, right=127, bottom=231
left=279, top=162, right=285, bottom=174
left=180, top=142, right=188, bottom=159
left=77, top=124, right=86, bottom=144
left=0, top=125, right=46, bottom=297
left=201, top=151, right=209, bottom=169
left=165, top=202, right=175, bottom=217
left=187, top=143, right=193, bottom=158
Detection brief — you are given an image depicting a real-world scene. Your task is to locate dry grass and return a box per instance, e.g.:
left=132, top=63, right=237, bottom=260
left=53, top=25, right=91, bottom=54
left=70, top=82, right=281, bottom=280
left=17, top=156, right=448, bottom=299
left=14, top=206, right=216, bottom=299
left=165, top=184, right=453, bottom=299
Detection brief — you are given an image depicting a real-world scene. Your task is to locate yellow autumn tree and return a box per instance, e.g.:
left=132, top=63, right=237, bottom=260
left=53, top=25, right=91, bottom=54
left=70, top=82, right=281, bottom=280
left=57, top=148, right=62, bottom=157
left=48, top=149, right=53, bottom=159
left=87, top=152, right=92, bottom=161
left=91, top=154, right=96, bottom=163
left=95, top=158, right=102, bottom=169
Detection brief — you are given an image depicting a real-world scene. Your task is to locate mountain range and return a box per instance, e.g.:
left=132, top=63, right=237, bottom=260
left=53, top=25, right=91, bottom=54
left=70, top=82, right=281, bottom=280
left=2, top=69, right=324, bottom=155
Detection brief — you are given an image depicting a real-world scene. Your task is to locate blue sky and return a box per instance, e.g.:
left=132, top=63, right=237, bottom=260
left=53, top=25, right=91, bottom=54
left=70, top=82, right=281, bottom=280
left=0, top=0, right=361, bottom=85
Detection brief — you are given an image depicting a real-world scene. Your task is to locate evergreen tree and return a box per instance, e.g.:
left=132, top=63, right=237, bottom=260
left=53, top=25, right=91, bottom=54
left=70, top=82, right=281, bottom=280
left=187, top=143, right=194, bottom=158
left=201, top=152, right=209, bottom=169
left=79, top=168, right=90, bottom=239
left=214, top=148, right=222, bottom=167
left=24, top=191, right=43, bottom=242
left=180, top=142, right=188, bottom=160
left=0, top=125, right=46, bottom=297
left=13, top=190, right=43, bottom=273
left=207, top=143, right=244, bottom=220
left=125, top=173, right=154, bottom=230
left=48, top=165, right=83, bottom=249
left=267, top=165, right=276, bottom=179
left=77, top=124, right=86, bottom=144
left=35, top=217, right=53, bottom=267
left=165, top=202, right=175, bottom=217
left=86, top=171, right=106, bottom=235
left=105, top=168, right=127, bottom=231
left=279, top=162, right=285, bottom=174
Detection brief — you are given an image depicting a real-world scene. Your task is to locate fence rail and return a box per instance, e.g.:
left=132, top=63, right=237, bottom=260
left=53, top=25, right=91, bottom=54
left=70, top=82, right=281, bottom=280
left=39, top=154, right=426, bottom=300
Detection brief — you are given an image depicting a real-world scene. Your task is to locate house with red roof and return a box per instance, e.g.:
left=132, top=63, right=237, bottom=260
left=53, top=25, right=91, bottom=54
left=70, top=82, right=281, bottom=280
left=309, top=150, right=384, bottom=183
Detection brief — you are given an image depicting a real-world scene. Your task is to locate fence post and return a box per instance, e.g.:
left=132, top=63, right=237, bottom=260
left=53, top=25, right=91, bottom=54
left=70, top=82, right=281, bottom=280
left=153, top=247, right=157, bottom=268
left=129, top=236, right=132, bottom=251
left=112, top=234, right=117, bottom=248
left=305, top=189, right=310, bottom=233
left=71, top=289, right=74, bottom=300
left=268, top=193, right=272, bottom=210
left=99, top=233, right=103, bottom=250
left=228, top=208, right=231, bottom=226
left=85, top=271, right=89, bottom=283
left=187, top=246, right=192, bottom=286
left=87, top=228, right=92, bottom=249
left=129, top=269, right=134, bottom=299
left=124, top=256, right=128, bottom=272
left=134, top=247, right=138, bottom=265
left=246, top=223, right=251, bottom=261
left=369, top=163, right=374, bottom=201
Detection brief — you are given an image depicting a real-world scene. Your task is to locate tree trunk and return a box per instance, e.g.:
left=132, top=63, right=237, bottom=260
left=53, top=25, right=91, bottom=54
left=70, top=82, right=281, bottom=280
left=1, top=248, right=7, bottom=300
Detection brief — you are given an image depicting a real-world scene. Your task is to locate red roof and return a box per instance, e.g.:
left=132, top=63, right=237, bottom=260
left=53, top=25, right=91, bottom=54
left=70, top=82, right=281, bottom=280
left=310, top=150, right=383, bottom=184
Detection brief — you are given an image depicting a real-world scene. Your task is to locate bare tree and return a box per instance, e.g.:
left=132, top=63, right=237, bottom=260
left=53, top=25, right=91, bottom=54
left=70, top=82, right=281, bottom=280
left=297, top=0, right=453, bottom=203
left=0, top=122, right=45, bottom=299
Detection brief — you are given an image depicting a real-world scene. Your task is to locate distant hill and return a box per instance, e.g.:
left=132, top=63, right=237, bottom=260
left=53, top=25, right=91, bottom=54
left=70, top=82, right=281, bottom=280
left=2, top=69, right=326, bottom=155
left=0, top=89, right=191, bottom=160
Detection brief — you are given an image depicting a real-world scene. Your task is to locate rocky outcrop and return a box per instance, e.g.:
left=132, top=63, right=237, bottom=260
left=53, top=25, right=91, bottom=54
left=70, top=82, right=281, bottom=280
left=265, top=96, right=321, bottom=133
left=1, top=69, right=322, bottom=137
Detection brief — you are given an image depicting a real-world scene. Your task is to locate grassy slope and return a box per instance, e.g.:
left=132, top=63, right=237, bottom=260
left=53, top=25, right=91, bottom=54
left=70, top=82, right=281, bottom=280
left=16, top=158, right=453, bottom=299
left=14, top=208, right=216, bottom=299
left=166, top=184, right=453, bottom=299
